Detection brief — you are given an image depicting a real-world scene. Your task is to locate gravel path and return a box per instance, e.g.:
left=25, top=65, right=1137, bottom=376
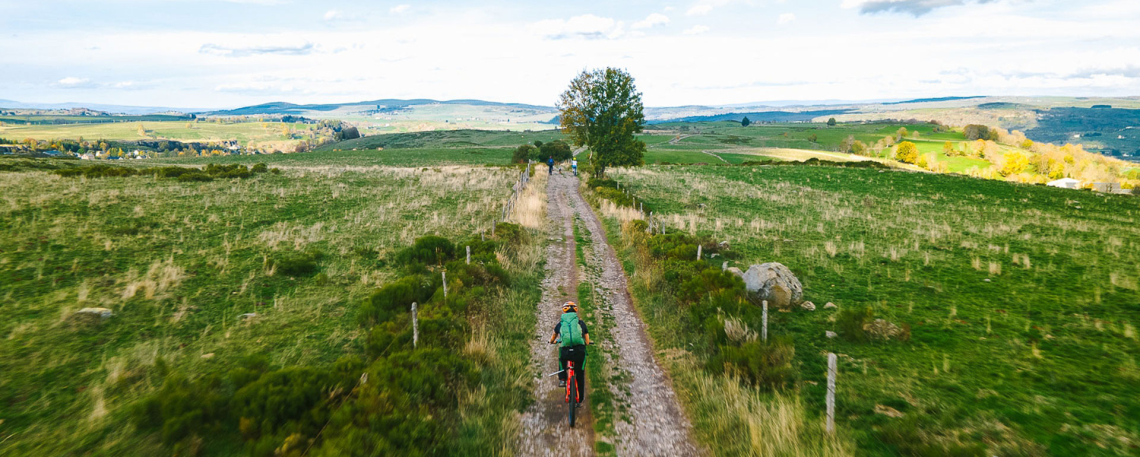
left=519, top=172, right=699, bottom=457
left=518, top=171, right=593, bottom=457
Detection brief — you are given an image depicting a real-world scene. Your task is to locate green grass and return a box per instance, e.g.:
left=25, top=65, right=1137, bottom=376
left=599, top=163, right=1140, bottom=456
left=149, top=147, right=517, bottom=168
left=0, top=120, right=316, bottom=145
left=0, top=163, right=537, bottom=454
left=640, top=121, right=986, bottom=172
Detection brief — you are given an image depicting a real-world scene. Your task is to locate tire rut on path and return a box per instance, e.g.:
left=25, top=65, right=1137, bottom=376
left=519, top=172, right=699, bottom=457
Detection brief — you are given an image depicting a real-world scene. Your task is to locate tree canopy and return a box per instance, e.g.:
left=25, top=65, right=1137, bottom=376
left=557, top=67, right=646, bottom=177
left=827, top=117, right=837, bottom=127
left=741, top=116, right=751, bottom=127
left=896, top=141, right=919, bottom=164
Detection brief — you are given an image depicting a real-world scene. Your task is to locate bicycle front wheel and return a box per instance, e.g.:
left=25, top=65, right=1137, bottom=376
left=568, top=377, right=578, bottom=428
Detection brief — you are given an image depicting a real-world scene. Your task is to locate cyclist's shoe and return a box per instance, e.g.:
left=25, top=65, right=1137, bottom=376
left=558, top=380, right=566, bottom=388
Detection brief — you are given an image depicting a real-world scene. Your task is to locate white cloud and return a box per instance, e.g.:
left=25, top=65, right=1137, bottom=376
left=323, top=10, right=341, bottom=21
left=686, top=4, right=713, bottom=16
left=58, top=77, right=88, bottom=86
left=389, top=4, right=410, bottom=15
left=632, top=13, right=670, bottom=29
left=683, top=25, right=710, bottom=35
left=529, top=14, right=624, bottom=40
left=777, top=13, right=796, bottom=24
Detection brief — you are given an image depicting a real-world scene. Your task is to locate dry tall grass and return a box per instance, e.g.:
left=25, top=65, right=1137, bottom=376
left=663, top=349, right=853, bottom=457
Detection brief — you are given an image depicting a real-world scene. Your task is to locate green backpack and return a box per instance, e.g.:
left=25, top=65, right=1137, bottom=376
left=559, top=312, right=585, bottom=347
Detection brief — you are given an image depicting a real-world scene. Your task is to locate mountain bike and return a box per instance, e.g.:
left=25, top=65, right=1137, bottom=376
left=547, top=360, right=583, bottom=427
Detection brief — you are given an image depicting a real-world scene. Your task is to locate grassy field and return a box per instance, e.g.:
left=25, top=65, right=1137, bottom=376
left=595, top=163, right=1140, bottom=456
left=0, top=120, right=316, bottom=146
left=640, top=121, right=984, bottom=170
left=151, top=147, right=517, bottom=168
left=0, top=156, right=545, bottom=454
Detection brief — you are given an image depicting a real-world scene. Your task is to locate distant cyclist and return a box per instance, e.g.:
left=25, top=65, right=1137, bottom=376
left=571, top=158, right=578, bottom=176
left=548, top=156, right=555, bottom=175
left=548, top=301, right=590, bottom=389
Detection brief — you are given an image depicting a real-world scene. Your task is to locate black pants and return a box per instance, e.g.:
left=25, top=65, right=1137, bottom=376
left=559, top=345, right=586, bottom=391
left=548, top=164, right=554, bottom=174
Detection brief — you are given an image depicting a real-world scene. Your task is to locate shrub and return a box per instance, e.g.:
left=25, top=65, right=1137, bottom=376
left=206, top=163, right=251, bottom=179
left=358, top=275, right=431, bottom=325
left=836, top=305, right=874, bottom=342
left=251, top=163, right=268, bottom=173
left=271, top=248, right=324, bottom=276
left=709, top=338, right=796, bottom=390
left=270, top=168, right=281, bottom=175
left=395, top=235, right=456, bottom=266
left=177, top=172, right=214, bottom=182
left=492, top=222, right=524, bottom=244
left=154, top=167, right=195, bottom=178
left=512, top=144, right=535, bottom=164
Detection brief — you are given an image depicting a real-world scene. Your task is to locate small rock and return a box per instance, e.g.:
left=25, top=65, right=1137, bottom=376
left=75, top=307, right=113, bottom=319
left=826, top=331, right=838, bottom=339
left=240, top=313, right=257, bottom=319
left=718, top=241, right=730, bottom=249
left=201, top=353, right=215, bottom=359
left=801, top=301, right=816, bottom=311
left=984, top=278, right=991, bottom=282
left=863, top=319, right=902, bottom=340
left=824, top=302, right=837, bottom=309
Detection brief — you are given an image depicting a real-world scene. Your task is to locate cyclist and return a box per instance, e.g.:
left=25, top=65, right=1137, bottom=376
left=548, top=301, right=590, bottom=389
left=547, top=156, right=555, bottom=175
left=571, top=158, right=578, bottom=176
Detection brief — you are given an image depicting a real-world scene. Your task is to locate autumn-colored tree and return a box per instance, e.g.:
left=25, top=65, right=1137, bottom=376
left=851, top=140, right=867, bottom=156
left=895, top=141, right=918, bottom=164
left=942, top=141, right=956, bottom=157
left=557, top=67, right=646, bottom=178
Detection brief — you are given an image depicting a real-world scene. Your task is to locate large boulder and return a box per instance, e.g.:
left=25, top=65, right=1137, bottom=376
left=741, top=263, right=803, bottom=308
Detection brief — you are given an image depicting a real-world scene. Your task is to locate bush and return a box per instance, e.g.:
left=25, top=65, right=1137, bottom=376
left=836, top=305, right=874, bottom=342
left=358, top=275, right=433, bottom=325
left=271, top=248, right=324, bottom=276
left=251, top=163, right=268, bottom=173
left=709, top=338, right=796, bottom=390
left=177, top=172, right=214, bottom=182
left=205, top=163, right=251, bottom=179
left=395, top=235, right=456, bottom=266
left=492, top=222, right=524, bottom=244
left=539, top=140, right=573, bottom=161
left=512, top=144, right=535, bottom=164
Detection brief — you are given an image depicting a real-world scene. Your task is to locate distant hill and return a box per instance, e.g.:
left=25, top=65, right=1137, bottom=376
left=651, top=109, right=853, bottom=124
left=883, top=96, right=985, bottom=105
left=207, top=99, right=555, bottom=116
left=0, top=99, right=203, bottom=115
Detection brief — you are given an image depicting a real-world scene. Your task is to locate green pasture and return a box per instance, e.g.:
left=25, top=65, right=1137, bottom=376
left=604, top=163, right=1140, bottom=456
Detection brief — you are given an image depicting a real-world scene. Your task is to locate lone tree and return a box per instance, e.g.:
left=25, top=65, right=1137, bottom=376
left=896, top=141, right=919, bottom=164
left=741, top=116, right=751, bottom=127
left=827, top=117, right=837, bottom=127
left=557, top=67, right=646, bottom=178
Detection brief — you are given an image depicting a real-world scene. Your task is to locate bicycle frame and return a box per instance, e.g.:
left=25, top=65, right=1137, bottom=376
left=564, top=361, right=580, bottom=403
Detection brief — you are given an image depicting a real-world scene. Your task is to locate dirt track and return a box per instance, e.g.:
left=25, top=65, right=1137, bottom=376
left=518, top=171, right=698, bottom=456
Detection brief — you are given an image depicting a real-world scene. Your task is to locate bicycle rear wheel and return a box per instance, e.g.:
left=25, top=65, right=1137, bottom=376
left=568, top=375, right=578, bottom=427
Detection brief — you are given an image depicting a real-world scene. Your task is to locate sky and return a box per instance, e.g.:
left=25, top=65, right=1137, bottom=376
left=1, top=0, right=1139, bottom=109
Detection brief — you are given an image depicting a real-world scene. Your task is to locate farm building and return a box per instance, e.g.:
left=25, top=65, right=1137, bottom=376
left=1092, top=182, right=1124, bottom=193
left=1047, top=178, right=1080, bottom=189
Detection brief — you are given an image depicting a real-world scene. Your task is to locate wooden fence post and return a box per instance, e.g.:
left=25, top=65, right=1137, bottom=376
left=442, top=271, right=448, bottom=299
left=762, top=300, right=768, bottom=343
left=827, top=352, right=837, bottom=435
left=466, top=246, right=471, bottom=265
left=696, top=244, right=702, bottom=261
left=412, top=302, right=419, bottom=348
